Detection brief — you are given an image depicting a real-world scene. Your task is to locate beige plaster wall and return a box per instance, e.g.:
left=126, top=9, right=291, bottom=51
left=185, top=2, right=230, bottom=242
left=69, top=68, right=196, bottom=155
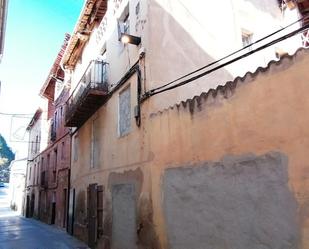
left=147, top=49, right=309, bottom=248
left=67, top=0, right=307, bottom=247
left=71, top=48, right=309, bottom=248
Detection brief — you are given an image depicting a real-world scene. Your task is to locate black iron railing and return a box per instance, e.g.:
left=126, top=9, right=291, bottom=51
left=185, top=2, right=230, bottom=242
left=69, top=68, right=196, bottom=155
left=65, top=60, right=108, bottom=124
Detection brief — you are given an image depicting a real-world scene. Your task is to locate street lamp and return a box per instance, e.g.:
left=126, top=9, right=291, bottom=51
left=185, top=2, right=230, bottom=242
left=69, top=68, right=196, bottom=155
left=120, top=33, right=141, bottom=46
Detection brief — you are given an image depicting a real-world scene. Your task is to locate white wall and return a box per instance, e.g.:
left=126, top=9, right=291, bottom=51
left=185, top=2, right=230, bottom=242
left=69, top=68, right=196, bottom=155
left=145, top=0, right=303, bottom=111
left=8, top=159, right=27, bottom=214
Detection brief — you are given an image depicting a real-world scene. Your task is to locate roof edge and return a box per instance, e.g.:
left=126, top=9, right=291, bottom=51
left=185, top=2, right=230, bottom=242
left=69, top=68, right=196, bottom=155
left=150, top=47, right=309, bottom=118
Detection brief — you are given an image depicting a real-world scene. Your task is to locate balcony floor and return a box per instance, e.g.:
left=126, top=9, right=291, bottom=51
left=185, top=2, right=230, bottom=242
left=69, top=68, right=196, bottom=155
left=65, top=88, right=108, bottom=127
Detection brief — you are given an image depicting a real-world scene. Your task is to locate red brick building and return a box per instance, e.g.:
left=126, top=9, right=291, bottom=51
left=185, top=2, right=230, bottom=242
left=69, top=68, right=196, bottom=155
left=25, top=34, right=72, bottom=229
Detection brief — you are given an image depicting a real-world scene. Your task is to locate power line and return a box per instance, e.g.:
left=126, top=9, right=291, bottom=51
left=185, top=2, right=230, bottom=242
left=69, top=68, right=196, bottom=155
left=0, top=111, right=49, bottom=117
left=0, top=112, right=34, bottom=117
left=143, top=15, right=309, bottom=99
left=143, top=24, right=309, bottom=99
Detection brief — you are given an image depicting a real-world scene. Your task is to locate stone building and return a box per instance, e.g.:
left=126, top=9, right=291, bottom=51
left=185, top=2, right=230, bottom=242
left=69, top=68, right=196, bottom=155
left=60, top=0, right=309, bottom=248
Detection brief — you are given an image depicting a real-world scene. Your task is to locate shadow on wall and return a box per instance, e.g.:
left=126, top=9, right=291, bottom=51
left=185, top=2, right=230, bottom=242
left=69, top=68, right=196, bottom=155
left=163, top=152, right=299, bottom=249
left=147, top=1, right=233, bottom=111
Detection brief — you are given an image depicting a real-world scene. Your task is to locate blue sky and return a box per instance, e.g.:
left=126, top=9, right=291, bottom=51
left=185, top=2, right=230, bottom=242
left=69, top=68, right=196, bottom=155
left=0, top=0, right=84, bottom=157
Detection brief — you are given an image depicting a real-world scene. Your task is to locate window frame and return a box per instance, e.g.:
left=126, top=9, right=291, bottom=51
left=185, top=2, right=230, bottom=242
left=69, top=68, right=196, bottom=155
left=118, top=84, right=131, bottom=137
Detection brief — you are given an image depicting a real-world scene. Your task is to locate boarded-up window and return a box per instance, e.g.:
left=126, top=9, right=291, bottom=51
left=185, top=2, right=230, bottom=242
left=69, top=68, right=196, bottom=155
left=112, top=184, right=137, bottom=249
left=163, top=153, right=299, bottom=249
left=119, top=86, right=131, bottom=136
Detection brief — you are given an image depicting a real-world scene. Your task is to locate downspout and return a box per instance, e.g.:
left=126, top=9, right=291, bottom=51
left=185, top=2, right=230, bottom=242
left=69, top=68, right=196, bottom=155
left=66, top=133, right=72, bottom=233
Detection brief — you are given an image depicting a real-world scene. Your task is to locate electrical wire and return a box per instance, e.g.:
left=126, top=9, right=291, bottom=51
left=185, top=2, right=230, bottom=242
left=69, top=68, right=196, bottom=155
left=143, top=14, right=309, bottom=98
left=0, top=112, right=34, bottom=117
left=142, top=23, right=309, bottom=99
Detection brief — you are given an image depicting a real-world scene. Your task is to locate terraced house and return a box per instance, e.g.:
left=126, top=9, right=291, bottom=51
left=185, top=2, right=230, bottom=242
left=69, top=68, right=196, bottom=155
left=25, top=35, right=72, bottom=229
left=58, top=0, right=309, bottom=248
left=19, top=0, right=309, bottom=248
left=25, top=108, right=47, bottom=218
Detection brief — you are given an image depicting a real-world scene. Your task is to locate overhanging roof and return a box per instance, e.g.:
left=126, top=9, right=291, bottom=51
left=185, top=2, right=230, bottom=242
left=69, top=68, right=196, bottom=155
left=40, top=34, right=71, bottom=101
left=62, top=0, right=108, bottom=70
left=26, top=108, right=42, bottom=131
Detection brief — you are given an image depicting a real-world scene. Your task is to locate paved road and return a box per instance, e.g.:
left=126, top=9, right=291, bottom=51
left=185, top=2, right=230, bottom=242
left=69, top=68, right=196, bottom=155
left=0, top=185, right=89, bottom=249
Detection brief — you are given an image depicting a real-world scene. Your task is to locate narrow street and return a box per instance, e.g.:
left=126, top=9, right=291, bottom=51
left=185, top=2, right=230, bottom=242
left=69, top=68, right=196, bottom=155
left=0, top=184, right=89, bottom=249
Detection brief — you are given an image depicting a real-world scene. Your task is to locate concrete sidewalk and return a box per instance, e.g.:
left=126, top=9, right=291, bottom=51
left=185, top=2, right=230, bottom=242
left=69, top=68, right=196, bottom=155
left=0, top=215, right=89, bottom=249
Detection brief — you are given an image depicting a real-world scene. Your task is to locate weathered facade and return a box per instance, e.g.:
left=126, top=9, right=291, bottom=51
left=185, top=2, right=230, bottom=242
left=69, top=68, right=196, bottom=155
left=25, top=35, right=72, bottom=230
left=148, top=48, right=309, bottom=248
left=25, top=108, right=48, bottom=218
left=38, top=88, right=71, bottom=227
left=61, top=0, right=309, bottom=248
left=69, top=47, right=309, bottom=248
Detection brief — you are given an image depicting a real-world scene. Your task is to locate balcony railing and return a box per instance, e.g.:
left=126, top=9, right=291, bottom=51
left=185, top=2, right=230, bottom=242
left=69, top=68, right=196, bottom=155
left=65, top=60, right=108, bottom=127
left=302, top=30, right=309, bottom=48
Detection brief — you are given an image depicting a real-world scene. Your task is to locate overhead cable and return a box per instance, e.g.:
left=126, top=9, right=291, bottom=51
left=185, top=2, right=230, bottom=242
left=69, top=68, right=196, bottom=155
left=142, top=15, right=309, bottom=99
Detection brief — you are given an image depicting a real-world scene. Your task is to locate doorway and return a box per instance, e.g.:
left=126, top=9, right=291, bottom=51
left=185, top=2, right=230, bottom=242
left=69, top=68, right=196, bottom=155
left=67, top=188, right=75, bottom=235
left=51, top=191, right=56, bottom=224
left=87, top=184, right=104, bottom=248
left=63, top=189, right=67, bottom=228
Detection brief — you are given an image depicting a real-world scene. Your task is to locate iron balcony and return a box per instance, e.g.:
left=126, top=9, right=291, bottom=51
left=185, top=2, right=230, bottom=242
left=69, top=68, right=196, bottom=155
left=65, top=60, right=108, bottom=127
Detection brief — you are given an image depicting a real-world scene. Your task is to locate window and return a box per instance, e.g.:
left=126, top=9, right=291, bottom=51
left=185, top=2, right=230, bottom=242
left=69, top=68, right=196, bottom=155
left=61, top=141, right=65, bottom=160
left=47, top=154, right=50, bottom=169
left=118, top=5, right=130, bottom=38
left=53, top=170, right=56, bottom=183
left=123, top=14, right=130, bottom=34
left=101, top=50, right=108, bottom=84
left=53, top=149, right=57, bottom=183
left=119, top=86, right=131, bottom=136
left=54, top=111, right=58, bottom=130
left=54, top=149, right=57, bottom=169
left=242, top=29, right=253, bottom=51
left=36, top=162, right=40, bottom=184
